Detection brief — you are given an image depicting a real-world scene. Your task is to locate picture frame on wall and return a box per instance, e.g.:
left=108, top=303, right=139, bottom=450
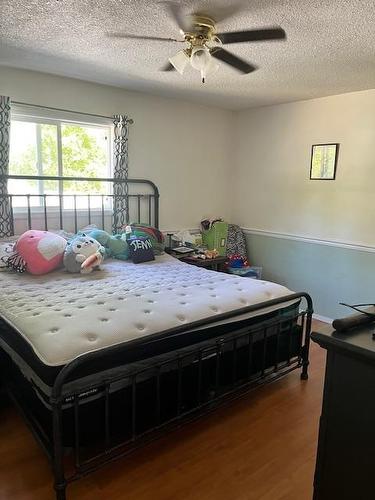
left=310, top=143, right=339, bottom=180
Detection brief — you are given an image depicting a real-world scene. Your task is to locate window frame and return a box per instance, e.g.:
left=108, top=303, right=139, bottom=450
left=9, top=106, right=113, bottom=213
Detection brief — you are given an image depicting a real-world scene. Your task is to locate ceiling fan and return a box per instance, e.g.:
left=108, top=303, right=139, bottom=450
left=108, top=2, right=286, bottom=84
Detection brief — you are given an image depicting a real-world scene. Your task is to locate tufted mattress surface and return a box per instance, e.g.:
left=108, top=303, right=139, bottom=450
left=0, top=254, right=296, bottom=367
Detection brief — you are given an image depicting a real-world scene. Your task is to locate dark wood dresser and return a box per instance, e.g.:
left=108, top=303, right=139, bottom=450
left=311, top=325, right=375, bottom=500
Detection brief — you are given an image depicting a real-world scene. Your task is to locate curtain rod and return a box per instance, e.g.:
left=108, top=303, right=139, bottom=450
left=12, top=100, right=134, bottom=124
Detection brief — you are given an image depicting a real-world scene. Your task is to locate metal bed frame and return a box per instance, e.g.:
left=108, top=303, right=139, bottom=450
left=0, top=174, right=160, bottom=236
left=0, top=175, right=313, bottom=500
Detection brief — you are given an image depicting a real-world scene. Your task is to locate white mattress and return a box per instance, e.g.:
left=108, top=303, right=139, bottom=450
left=0, top=254, right=296, bottom=366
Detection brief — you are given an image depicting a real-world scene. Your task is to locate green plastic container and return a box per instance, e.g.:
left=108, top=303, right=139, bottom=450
left=202, top=222, right=228, bottom=256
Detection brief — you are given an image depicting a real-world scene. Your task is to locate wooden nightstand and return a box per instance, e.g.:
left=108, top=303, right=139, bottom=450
left=175, top=255, right=227, bottom=272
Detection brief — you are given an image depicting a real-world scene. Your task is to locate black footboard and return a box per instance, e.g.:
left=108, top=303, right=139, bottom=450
left=4, top=292, right=313, bottom=500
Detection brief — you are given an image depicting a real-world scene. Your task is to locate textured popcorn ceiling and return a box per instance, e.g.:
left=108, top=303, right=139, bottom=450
left=0, top=0, right=375, bottom=110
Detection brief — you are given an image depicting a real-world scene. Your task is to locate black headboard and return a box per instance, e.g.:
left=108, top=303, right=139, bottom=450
left=0, top=174, right=159, bottom=236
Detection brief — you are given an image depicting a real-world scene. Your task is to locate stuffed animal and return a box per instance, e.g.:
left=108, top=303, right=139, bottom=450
left=64, top=234, right=105, bottom=274
left=128, top=236, right=155, bottom=264
left=82, top=229, right=129, bottom=261
left=3, top=230, right=67, bottom=275
left=204, top=249, right=219, bottom=259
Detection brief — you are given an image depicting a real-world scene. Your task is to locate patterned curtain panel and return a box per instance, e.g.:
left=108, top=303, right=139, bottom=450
left=0, top=96, right=12, bottom=237
left=112, top=114, right=132, bottom=233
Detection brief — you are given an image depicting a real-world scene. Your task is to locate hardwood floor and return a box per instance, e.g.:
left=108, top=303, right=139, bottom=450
left=0, top=321, right=326, bottom=500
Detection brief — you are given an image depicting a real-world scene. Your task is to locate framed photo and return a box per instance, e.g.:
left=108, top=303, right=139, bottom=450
left=310, top=143, right=339, bottom=180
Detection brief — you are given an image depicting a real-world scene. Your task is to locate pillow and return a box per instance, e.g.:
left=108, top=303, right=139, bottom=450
left=128, top=237, right=155, bottom=264
left=129, top=224, right=165, bottom=255
left=4, top=230, right=67, bottom=275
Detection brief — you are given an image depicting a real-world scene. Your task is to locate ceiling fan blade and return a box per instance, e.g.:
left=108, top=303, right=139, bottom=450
left=161, top=62, right=176, bottom=71
left=107, top=32, right=181, bottom=42
left=161, top=1, right=192, bottom=33
left=217, top=27, right=286, bottom=45
left=210, top=47, right=257, bottom=74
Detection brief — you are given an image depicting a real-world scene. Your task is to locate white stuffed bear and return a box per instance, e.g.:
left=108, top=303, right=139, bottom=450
left=63, top=234, right=105, bottom=274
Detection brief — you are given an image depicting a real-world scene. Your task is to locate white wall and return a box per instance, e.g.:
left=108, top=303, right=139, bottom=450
left=2, top=66, right=374, bottom=245
left=232, top=90, right=375, bottom=246
left=0, top=66, right=234, bottom=231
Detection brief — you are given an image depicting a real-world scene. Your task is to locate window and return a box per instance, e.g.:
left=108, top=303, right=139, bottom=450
left=9, top=111, right=112, bottom=209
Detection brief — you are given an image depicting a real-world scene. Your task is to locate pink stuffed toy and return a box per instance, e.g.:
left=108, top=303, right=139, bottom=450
left=5, top=230, right=67, bottom=275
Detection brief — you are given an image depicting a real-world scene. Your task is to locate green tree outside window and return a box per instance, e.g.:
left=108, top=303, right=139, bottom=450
left=10, top=122, right=109, bottom=194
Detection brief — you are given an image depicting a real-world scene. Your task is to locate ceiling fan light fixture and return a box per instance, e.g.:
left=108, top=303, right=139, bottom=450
left=190, top=45, right=215, bottom=83
left=169, top=50, right=189, bottom=75
left=199, top=57, right=220, bottom=84
left=205, top=57, right=220, bottom=75
left=190, top=45, right=210, bottom=71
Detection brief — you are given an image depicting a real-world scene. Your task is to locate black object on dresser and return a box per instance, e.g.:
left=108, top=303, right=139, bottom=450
left=311, top=325, right=375, bottom=500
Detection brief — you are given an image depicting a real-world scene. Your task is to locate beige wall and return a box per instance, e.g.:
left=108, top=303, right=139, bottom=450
left=232, top=90, right=375, bottom=246
left=0, top=66, right=234, bottom=231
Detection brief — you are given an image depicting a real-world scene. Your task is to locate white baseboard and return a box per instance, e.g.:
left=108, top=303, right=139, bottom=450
left=313, top=313, right=332, bottom=324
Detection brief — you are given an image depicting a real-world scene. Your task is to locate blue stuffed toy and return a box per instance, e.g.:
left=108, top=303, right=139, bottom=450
left=81, top=229, right=129, bottom=261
